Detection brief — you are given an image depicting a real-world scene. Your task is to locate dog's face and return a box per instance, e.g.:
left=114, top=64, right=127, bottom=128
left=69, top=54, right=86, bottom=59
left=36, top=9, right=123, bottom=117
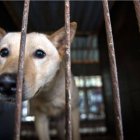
left=0, top=22, right=77, bottom=101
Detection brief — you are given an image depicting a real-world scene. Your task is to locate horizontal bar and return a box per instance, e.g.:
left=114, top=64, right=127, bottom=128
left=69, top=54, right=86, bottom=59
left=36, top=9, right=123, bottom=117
left=14, top=0, right=30, bottom=140
left=102, top=1, right=124, bottom=140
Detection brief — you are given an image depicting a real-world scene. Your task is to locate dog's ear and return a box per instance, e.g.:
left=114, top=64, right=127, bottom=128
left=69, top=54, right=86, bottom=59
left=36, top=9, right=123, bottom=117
left=0, top=27, right=6, bottom=39
left=49, top=22, right=77, bottom=57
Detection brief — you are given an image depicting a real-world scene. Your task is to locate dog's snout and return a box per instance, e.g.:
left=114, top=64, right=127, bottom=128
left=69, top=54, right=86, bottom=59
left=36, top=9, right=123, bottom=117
left=0, top=73, right=17, bottom=96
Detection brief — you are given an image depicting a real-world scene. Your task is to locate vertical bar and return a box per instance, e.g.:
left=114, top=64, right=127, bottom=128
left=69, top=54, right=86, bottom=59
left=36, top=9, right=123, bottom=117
left=65, top=0, right=72, bottom=140
left=133, top=0, right=140, bottom=32
left=102, top=1, right=124, bottom=140
left=14, top=0, right=30, bottom=140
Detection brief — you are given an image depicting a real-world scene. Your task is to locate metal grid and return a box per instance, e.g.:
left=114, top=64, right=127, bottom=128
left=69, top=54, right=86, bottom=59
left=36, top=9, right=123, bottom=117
left=1, top=0, right=139, bottom=140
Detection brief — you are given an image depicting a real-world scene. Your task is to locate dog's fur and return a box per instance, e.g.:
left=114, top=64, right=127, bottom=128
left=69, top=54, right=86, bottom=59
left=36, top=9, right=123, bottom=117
left=0, top=23, right=80, bottom=140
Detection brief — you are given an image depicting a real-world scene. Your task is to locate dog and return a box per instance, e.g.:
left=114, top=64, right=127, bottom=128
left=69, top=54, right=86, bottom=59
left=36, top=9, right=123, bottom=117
left=0, top=22, right=80, bottom=140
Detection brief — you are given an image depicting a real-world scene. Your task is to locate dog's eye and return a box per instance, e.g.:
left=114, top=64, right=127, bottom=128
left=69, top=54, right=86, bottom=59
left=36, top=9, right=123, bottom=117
left=0, top=48, right=9, bottom=57
left=34, top=49, right=46, bottom=59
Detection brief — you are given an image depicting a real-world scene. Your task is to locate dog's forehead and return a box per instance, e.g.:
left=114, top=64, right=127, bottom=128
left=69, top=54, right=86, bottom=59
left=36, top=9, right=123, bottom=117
left=0, top=32, right=57, bottom=54
left=27, top=33, right=55, bottom=50
left=0, top=33, right=21, bottom=46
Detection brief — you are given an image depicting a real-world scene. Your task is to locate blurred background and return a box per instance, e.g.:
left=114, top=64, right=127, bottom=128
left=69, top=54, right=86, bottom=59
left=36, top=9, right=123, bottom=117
left=0, top=1, right=140, bottom=140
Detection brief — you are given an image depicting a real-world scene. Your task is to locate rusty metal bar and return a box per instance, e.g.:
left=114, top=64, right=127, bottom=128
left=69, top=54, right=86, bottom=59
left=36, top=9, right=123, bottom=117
left=65, top=0, right=72, bottom=140
left=14, top=0, right=30, bottom=140
left=102, top=1, right=124, bottom=140
left=133, top=0, right=140, bottom=32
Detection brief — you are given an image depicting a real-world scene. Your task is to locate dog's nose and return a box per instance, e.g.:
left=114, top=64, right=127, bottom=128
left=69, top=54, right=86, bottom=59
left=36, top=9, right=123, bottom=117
left=0, top=73, right=17, bottom=96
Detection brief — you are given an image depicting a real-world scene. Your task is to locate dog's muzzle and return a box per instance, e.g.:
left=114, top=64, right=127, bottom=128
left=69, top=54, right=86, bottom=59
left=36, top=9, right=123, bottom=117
left=0, top=73, right=17, bottom=96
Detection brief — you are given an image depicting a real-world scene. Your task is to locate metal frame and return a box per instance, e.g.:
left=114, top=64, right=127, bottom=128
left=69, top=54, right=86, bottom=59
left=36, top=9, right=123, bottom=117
left=65, top=0, right=72, bottom=140
left=133, top=0, right=140, bottom=32
left=12, top=0, right=140, bottom=140
left=14, top=0, right=30, bottom=140
left=102, top=1, right=124, bottom=140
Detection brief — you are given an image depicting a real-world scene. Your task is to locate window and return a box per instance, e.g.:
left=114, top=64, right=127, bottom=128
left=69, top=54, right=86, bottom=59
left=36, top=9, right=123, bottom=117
left=75, top=76, right=105, bottom=120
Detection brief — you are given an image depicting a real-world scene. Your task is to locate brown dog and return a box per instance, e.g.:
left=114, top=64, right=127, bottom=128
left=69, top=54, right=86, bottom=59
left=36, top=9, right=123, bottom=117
left=0, top=22, right=80, bottom=140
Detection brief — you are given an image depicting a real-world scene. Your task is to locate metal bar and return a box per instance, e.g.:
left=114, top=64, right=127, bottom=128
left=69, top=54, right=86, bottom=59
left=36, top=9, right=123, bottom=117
left=133, top=0, right=140, bottom=32
left=14, top=0, right=30, bottom=140
left=102, top=1, right=124, bottom=140
left=65, top=0, right=72, bottom=140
